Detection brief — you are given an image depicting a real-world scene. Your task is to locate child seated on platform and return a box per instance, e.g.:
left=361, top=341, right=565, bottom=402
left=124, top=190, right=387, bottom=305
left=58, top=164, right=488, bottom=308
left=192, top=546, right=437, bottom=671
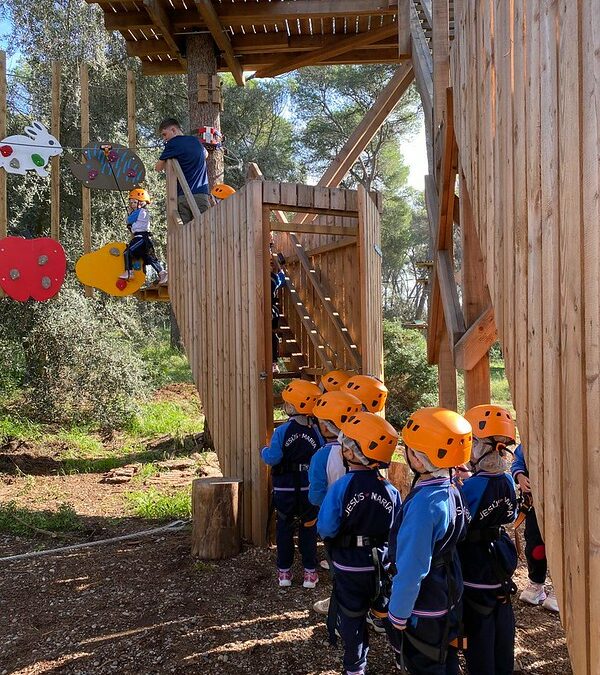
left=261, top=379, right=324, bottom=588
left=458, top=405, right=519, bottom=675
left=318, top=412, right=401, bottom=675
left=119, top=188, right=168, bottom=285
left=387, top=407, right=471, bottom=675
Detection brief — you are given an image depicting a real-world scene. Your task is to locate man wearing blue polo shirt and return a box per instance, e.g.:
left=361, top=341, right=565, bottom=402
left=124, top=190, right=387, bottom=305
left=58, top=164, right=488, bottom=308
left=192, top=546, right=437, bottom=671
left=154, top=118, right=210, bottom=223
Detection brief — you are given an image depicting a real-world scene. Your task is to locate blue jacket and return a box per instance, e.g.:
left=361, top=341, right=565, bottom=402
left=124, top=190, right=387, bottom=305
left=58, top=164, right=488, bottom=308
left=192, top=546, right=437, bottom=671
left=458, top=472, right=518, bottom=594
left=388, top=478, right=468, bottom=628
left=510, top=443, right=527, bottom=478
left=308, top=441, right=345, bottom=506
left=318, top=469, right=401, bottom=572
left=261, top=417, right=324, bottom=493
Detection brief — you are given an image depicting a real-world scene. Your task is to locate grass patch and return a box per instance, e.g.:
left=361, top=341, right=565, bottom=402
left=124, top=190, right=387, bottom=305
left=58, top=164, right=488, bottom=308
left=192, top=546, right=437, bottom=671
left=131, top=462, right=161, bottom=483
left=126, top=401, right=203, bottom=439
left=0, top=415, right=43, bottom=443
left=141, top=341, right=193, bottom=388
left=0, top=501, right=82, bottom=536
left=125, top=487, right=191, bottom=520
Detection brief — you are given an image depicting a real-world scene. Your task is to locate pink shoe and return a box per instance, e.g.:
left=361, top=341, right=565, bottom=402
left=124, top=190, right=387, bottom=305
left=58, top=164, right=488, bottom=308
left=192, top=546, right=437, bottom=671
left=303, top=569, right=318, bottom=589
left=278, top=569, right=292, bottom=587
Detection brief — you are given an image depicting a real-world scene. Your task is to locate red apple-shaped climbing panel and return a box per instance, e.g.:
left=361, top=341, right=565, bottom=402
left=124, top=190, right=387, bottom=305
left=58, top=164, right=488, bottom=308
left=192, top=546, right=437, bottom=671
left=0, top=237, right=67, bottom=301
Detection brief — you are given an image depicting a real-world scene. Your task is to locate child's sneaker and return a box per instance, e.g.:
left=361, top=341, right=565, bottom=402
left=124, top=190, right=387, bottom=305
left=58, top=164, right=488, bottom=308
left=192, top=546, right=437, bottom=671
left=278, top=569, right=292, bottom=587
left=542, top=592, right=559, bottom=613
left=366, top=610, right=386, bottom=634
left=118, top=270, right=135, bottom=280
left=519, top=581, right=546, bottom=605
left=303, top=569, right=318, bottom=588
left=313, top=597, right=330, bottom=614
left=319, top=559, right=330, bottom=570
left=158, top=270, right=168, bottom=285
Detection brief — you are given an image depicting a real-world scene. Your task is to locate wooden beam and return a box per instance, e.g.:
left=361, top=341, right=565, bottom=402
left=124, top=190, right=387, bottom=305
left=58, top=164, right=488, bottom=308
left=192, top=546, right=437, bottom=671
left=231, top=32, right=399, bottom=54
left=104, top=11, right=153, bottom=31
left=410, top=2, right=434, bottom=170
left=432, top=0, right=450, bottom=129
left=437, top=89, right=458, bottom=250
left=397, top=0, right=411, bottom=57
left=126, top=39, right=171, bottom=58
left=436, top=250, right=466, bottom=344
left=454, top=305, right=497, bottom=372
left=438, top=321, right=458, bottom=410
left=143, top=0, right=186, bottom=69
left=50, top=61, right=61, bottom=241
left=195, top=0, right=245, bottom=86
left=126, top=70, right=136, bottom=149
left=230, top=48, right=404, bottom=71
left=142, top=61, right=187, bottom=76
left=80, top=63, right=92, bottom=299
left=285, top=237, right=355, bottom=262
left=255, top=22, right=400, bottom=79
left=216, top=0, right=398, bottom=23
left=270, top=220, right=358, bottom=236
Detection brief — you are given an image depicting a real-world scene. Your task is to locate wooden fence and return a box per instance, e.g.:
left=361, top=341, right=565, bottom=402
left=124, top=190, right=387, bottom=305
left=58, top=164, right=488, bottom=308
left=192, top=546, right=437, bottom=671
left=450, top=2, right=599, bottom=672
left=166, top=162, right=382, bottom=544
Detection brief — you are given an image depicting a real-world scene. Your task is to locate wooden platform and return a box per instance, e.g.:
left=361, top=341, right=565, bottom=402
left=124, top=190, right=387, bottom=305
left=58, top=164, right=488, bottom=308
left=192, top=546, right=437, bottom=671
left=134, top=284, right=170, bottom=302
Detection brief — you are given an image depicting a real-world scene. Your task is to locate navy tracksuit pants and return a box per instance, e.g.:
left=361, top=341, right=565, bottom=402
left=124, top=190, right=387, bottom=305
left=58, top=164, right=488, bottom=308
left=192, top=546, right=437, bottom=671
left=463, top=590, right=515, bottom=675
left=524, top=508, right=547, bottom=584
left=125, top=233, right=163, bottom=274
left=274, top=490, right=317, bottom=570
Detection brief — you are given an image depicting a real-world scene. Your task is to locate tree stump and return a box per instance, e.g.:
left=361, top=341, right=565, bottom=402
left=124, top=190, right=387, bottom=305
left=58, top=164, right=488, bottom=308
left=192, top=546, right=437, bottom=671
left=388, top=459, right=413, bottom=499
left=191, top=477, right=242, bottom=559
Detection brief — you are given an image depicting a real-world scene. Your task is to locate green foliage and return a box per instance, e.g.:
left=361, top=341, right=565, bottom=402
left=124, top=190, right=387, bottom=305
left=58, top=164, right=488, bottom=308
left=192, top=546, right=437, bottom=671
left=140, top=338, right=193, bottom=388
left=125, top=487, right=191, bottom=520
left=383, top=320, right=438, bottom=429
left=126, top=401, right=203, bottom=439
left=0, top=414, right=43, bottom=444
left=0, top=501, right=82, bottom=536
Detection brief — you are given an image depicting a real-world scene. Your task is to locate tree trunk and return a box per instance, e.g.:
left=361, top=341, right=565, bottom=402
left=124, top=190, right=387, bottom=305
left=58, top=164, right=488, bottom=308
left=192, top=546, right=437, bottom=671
left=387, top=459, right=413, bottom=499
left=191, top=477, right=242, bottom=559
left=169, top=307, right=183, bottom=351
left=186, top=35, right=224, bottom=189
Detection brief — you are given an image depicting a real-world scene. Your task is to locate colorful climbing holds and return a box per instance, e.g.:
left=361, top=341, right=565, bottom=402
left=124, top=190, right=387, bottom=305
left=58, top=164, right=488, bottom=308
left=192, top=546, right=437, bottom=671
left=75, top=242, right=145, bottom=297
left=0, top=145, right=13, bottom=157
left=0, top=236, right=66, bottom=302
left=31, top=154, right=45, bottom=167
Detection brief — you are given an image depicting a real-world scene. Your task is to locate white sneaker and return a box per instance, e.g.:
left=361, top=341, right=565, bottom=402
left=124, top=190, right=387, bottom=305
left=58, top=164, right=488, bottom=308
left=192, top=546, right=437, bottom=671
left=118, top=270, right=134, bottom=280
left=303, top=569, right=319, bottom=589
left=278, top=569, right=292, bottom=587
left=158, top=270, right=168, bottom=285
left=542, top=592, right=559, bottom=613
left=519, top=582, right=546, bottom=605
left=366, top=611, right=386, bottom=634
left=320, top=559, right=330, bottom=570
left=313, top=597, right=330, bottom=614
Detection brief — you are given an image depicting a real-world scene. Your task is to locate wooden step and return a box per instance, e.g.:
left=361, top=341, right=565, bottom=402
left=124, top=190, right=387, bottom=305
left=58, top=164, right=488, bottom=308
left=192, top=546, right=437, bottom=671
left=134, top=284, right=170, bottom=302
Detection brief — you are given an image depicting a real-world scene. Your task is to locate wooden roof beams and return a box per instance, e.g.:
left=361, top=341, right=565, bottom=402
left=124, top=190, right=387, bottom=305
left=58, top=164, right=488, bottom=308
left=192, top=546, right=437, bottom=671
left=142, top=0, right=187, bottom=71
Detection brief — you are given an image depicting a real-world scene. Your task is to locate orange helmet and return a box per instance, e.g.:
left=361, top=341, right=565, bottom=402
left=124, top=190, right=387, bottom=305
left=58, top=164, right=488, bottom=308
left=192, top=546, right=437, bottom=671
left=129, top=187, right=151, bottom=204
left=320, top=369, right=352, bottom=392
left=464, top=405, right=516, bottom=442
left=342, top=375, right=388, bottom=412
left=281, top=379, right=322, bottom=414
left=313, top=391, right=363, bottom=429
left=340, top=412, right=398, bottom=465
left=211, top=183, right=236, bottom=200
left=402, top=407, right=472, bottom=469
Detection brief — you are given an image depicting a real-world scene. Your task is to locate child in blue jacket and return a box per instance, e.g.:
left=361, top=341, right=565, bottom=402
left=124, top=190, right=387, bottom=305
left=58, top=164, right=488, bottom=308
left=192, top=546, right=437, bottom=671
left=261, top=379, right=324, bottom=588
left=459, top=405, right=519, bottom=675
left=511, top=444, right=558, bottom=612
left=318, top=412, right=401, bottom=675
left=387, top=407, right=471, bottom=675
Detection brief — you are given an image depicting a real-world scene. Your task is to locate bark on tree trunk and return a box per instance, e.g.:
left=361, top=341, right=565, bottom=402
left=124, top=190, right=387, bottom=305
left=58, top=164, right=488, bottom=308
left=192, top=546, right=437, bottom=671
left=191, top=477, right=242, bottom=559
left=170, top=307, right=183, bottom=351
left=186, top=35, right=224, bottom=189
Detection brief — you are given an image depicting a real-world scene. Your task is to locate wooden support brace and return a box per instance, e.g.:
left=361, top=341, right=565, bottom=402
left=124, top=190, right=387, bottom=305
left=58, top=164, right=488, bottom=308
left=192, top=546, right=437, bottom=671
left=454, top=305, right=497, bottom=371
left=143, top=0, right=187, bottom=69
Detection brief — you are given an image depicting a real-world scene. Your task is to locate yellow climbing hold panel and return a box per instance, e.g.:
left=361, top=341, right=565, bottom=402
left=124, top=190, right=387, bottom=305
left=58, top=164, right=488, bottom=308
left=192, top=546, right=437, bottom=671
left=75, top=242, right=145, bottom=297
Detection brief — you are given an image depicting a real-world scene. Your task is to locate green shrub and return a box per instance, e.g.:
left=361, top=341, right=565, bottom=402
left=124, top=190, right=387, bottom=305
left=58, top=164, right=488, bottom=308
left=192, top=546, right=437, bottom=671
left=0, top=502, right=82, bottom=536
left=125, top=487, right=191, bottom=519
left=383, top=320, right=438, bottom=429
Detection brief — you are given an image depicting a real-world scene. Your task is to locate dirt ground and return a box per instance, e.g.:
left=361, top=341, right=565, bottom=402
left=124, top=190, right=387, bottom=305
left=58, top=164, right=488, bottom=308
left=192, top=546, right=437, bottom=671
left=0, top=423, right=572, bottom=675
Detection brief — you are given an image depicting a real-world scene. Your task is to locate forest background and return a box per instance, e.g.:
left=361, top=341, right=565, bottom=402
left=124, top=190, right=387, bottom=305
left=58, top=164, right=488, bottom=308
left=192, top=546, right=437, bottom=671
left=0, top=0, right=508, bottom=447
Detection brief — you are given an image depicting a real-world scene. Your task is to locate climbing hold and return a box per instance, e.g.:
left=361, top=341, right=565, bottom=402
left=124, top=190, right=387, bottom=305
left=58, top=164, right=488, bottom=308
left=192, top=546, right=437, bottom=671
left=109, top=247, right=120, bottom=257
left=132, top=261, right=142, bottom=271
left=9, top=268, right=20, bottom=280
left=107, top=150, right=119, bottom=163
left=31, top=154, right=45, bottom=167
left=127, top=169, right=137, bottom=178
left=38, top=255, right=48, bottom=266
left=88, top=169, right=99, bottom=181
left=41, top=276, right=51, bottom=289
left=9, top=158, right=20, bottom=169
left=116, top=278, right=127, bottom=291
left=0, top=145, right=13, bottom=157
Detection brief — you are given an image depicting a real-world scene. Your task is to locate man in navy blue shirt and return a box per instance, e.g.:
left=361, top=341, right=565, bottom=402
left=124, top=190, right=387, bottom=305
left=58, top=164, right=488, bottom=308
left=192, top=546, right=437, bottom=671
left=154, top=118, right=210, bottom=223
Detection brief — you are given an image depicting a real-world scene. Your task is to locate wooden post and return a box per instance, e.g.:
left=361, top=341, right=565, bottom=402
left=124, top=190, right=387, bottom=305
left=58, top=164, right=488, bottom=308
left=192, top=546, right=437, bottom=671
left=0, top=51, right=6, bottom=240
left=186, top=35, right=223, bottom=189
left=80, top=64, right=93, bottom=298
left=191, top=477, right=242, bottom=559
left=460, top=174, right=491, bottom=408
left=432, top=0, right=450, bottom=131
left=50, top=61, right=61, bottom=241
left=126, top=70, right=136, bottom=150
left=437, top=322, right=457, bottom=410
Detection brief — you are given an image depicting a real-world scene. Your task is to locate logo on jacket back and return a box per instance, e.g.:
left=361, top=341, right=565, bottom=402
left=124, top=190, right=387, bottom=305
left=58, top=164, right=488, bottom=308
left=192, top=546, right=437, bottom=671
left=345, top=491, right=392, bottom=516
left=284, top=432, right=319, bottom=449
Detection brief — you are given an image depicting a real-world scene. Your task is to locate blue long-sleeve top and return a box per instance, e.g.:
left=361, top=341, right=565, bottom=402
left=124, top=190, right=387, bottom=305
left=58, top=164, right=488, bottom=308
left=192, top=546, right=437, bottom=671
left=271, top=270, right=286, bottom=296
left=388, top=478, right=468, bottom=627
left=308, top=441, right=345, bottom=506
left=510, top=443, right=527, bottom=478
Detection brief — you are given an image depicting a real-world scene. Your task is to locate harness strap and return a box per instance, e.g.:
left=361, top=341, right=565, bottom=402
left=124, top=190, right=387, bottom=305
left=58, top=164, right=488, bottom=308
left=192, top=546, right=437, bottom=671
left=328, top=534, right=387, bottom=548
left=464, top=593, right=495, bottom=617
left=465, top=525, right=505, bottom=544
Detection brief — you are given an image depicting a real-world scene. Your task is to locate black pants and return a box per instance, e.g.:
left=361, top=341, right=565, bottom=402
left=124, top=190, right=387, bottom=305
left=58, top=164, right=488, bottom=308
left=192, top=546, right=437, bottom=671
left=125, top=233, right=163, bottom=275
left=524, top=507, right=547, bottom=584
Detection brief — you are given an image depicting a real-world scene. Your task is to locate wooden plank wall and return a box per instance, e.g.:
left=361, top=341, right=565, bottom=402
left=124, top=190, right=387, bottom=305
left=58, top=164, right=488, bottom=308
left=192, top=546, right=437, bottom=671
left=167, top=177, right=269, bottom=545
left=450, top=2, right=599, bottom=672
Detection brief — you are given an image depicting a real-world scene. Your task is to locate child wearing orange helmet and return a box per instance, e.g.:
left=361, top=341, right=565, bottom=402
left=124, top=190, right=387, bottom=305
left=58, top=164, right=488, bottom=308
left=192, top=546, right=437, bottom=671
left=317, top=412, right=401, bottom=675
left=120, top=187, right=167, bottom=285
left=261, top=379, right=325, bottom=588
left=457, top=405, right=519, bottom=675
left=342, top=374, right=388, bottom=412
left=387, top=407, right=471, bottom=675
